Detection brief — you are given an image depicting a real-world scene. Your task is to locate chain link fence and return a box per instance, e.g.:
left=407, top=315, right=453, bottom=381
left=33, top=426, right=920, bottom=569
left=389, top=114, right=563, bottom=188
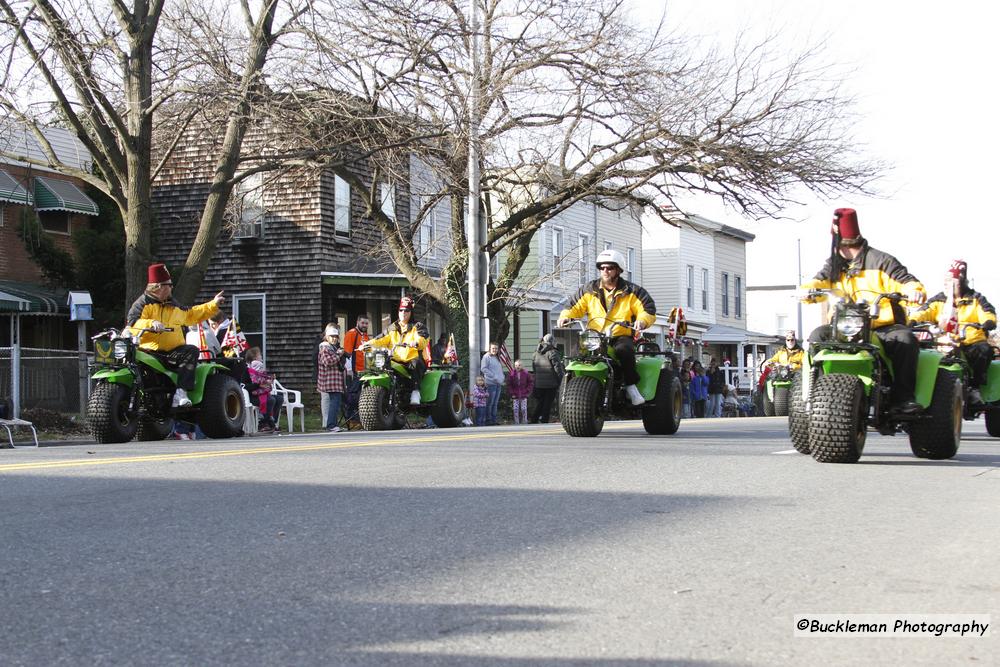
left=0, top=346, right=92, bottom=414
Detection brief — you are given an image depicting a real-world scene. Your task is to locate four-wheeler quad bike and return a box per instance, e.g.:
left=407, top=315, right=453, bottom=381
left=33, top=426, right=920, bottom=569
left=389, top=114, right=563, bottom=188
left=88, top=328, right=246, bottom=443
left=357, top=343, right=465, bottom=430
left=912, top=321, right=1000, bottom=437
left=788, top=289, right=962, bottom=463
left=759, top=360, right=797, bottom=417
left=558, top=318, right=681, bottom=437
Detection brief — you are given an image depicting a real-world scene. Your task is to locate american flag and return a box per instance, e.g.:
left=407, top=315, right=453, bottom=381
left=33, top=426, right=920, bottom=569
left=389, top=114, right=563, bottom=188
left=497, top=342, right=515, bottom=374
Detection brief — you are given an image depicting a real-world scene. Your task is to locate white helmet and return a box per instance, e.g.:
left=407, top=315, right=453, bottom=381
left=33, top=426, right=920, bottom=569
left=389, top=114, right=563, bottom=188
left=595, top=248, right=627, bottom=272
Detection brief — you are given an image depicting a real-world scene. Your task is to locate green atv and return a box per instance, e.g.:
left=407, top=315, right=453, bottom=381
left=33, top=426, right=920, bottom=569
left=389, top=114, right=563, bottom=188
left=88, top=328, right=246, bottom=443
left=760, top=360, right=797, bottom=417
left=789, top=290, right=962, bottom=463
left=357, top=343, right=465, bottom=430
left=912, top=322, right=1000, bottom=436
left=558, top=318, right=681, bottom=437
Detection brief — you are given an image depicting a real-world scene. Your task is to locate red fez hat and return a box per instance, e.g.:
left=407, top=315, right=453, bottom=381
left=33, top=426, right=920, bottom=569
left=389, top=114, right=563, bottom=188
left=399, top=295, right=415, bottom=310
left=832, top=208, right=861, bottom=239
left=147, top=263, right=171, bottom=284
left=949, top=259, right=967, bottom=279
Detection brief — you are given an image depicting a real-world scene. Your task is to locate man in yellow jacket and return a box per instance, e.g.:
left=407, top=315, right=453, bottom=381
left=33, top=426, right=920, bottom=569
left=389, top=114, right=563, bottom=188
left=910, top=260, right=997, bottom=405
left=766, top=330, right=805, bottom=370
left=557, top=248, right=657, bottom=406
left=126, top=263, right=224, bottom=407
left=800, top=208, right=926, bottom=414
left=368, top=295, right=430, bottom=405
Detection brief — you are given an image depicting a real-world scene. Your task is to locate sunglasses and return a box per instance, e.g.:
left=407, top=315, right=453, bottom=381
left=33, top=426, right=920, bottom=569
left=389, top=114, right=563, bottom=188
left=399, top=308, right=412, bottom=312
left=598, top=265, right=618, bottom=272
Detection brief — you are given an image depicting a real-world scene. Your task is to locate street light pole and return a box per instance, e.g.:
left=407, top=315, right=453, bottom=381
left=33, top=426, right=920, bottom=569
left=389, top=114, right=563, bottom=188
left=467, top=0, right=484, bottom=389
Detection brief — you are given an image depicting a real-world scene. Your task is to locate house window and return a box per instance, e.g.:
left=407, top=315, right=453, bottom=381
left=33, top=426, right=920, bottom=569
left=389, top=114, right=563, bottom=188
left=379, top=182, right=396, bottom=220
left=549, top=226, right=564, bottom=281
left=233, top=293, right=266, bottom=358
left=701, top=268, right=708, bottom=311
left=334, top=174, right=351, bottom=237
left=0, top=203, right=5, bottom=227
left=626, top=247, right=636, bottom=282
left=234, top=171, right=264, bottom=239
left=578, top=233, right=592, bottom=285
left=721, top=272, right=730, bottom=316
left=686, top=265, right=694, bottom=308
left=38, top=210, right=70, bottom=234
left=735, top=275, right=743, bottom=318
left=491, top=252, right=501, bottom=281
left=419, top=198, right=436, bottom=257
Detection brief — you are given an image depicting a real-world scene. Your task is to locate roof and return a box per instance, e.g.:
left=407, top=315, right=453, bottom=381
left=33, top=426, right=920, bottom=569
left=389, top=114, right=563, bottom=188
left=33, top=175, right=99, bottom=215
left=0, top=122, right=94, bottom=173
left=0, top=280, right=70, bottom=316
left=701, top=323, right=776, bottom=345
left=0, top=169, right=30, bottom=205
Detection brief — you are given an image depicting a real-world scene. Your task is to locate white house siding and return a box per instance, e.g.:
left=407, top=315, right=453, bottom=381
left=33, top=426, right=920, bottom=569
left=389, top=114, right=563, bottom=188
left=597, top=204, right=644, bottom=284
left=409, top=155, right=453, bottom=274
left=714, top=233, right=748, bottom=327
left=677, top=224, right=717, bottom=326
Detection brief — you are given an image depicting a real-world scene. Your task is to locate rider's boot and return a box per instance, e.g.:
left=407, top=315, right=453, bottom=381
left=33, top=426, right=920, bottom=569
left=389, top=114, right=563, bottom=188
left=410, top=389, right=422, bottom=405
left=172, top=387, right=192, bottom=408
left=625, top=384, right=645, bottom=406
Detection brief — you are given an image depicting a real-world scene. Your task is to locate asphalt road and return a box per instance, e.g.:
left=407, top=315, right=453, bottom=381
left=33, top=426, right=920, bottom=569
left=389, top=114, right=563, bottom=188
left=1, top=417, right=997, bottom=666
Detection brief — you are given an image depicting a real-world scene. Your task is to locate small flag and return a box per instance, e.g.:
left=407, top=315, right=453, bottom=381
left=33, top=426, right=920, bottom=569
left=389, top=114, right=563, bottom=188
left=444, top=333, right=459, bottom=364
left=497, top=342, right=514, bottom=374
left=197, top=323, right=212, bottom=360
left=222, top=318, right=250, bottom=357
left=422, top=340, right=433, bottom=366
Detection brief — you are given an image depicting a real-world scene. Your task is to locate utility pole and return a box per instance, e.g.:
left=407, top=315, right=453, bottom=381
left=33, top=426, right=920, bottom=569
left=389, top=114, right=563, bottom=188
left=467, top=0, right=484, bottom=388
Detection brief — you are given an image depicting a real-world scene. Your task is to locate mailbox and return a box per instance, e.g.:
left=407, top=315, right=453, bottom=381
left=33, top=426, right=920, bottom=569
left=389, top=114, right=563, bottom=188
left=68, top=290, right=94, bottom=321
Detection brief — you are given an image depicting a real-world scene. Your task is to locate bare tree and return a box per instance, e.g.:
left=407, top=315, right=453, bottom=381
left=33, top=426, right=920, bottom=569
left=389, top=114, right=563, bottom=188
left=0, top=0, right=306, bottom=301
left=304, top=0, right=881, bottom=345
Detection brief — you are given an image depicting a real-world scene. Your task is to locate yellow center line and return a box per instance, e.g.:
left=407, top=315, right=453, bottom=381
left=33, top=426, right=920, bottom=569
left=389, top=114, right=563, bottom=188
left=0, top=423, right=641, bottom=473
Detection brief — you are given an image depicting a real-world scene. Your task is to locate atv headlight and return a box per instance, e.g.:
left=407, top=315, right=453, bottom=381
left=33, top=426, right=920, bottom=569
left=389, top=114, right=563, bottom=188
left=374, top=350, right=389, bottom=370
left=112, top=340, right=129, bottom=359
left=836, top=315, right=865, bottom=340
left=580, top=331, right=602, bottom=352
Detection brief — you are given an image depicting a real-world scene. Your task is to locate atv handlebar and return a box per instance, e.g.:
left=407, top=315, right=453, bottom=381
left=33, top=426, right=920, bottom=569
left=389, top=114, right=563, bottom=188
left=91, top=326, right=173, bottom=341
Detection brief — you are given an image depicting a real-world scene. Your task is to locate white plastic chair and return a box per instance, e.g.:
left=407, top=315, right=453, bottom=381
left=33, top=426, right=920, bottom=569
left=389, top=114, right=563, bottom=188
left=240, top=386, right=259, bottom=436
left=272, top=379, right=305, bottom=433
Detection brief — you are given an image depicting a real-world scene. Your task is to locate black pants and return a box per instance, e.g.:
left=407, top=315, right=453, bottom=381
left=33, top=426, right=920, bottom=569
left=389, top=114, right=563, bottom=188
left=532, top=387, right=557, bottom=423
left=809, top=324, right=919, bottom=403
left=964, top=341, right=994, bottom=387
left=150, top=345, right=200, bottom=391
left=611, top=336, right=639, bottom=385
left=403, top=358, right=425, bottom=388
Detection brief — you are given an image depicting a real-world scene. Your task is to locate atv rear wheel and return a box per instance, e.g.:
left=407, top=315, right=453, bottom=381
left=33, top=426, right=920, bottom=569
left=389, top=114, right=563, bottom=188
left=198, top=374, right=245, bottom=439
left=432, top=378, right=465, bottom=428
left=773, top=386, right=789, bottom=417
left=809, top=373, right=867, bottom=463
left=787, top=371, right=810, bottom=454
left=985, top=409, right=1000, bottom=437
left=908, top=371, right=962, bottom=459
left=87, top=382, right=138, bottom=443
left=561, top=376, right=605, bottom=437
left=359, top=385, right=402, bottom=430
left=642, top=372, right=681, bottom=435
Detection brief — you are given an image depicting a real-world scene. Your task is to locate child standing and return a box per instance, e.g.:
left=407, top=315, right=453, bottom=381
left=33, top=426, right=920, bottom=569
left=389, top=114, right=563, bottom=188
left=471, top=375, right=489, bottom=426
left=506, top=360, right=534, bottom=424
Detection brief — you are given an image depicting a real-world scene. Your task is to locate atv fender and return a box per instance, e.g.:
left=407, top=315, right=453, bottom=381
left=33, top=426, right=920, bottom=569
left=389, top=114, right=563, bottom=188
left=419, top=369, right=450, bottom=403
left=187, top=363, right=228, bottom=405
left=914, top=349, right=944, bottom=409
left=982, top=361, right=1000, bottom=404
left=564, top=359, right=610, bottom=384
left=360, top=373, right=392, bottom=389
left=635, top=356, right=664, bottom=401
left=90, top=367, right=135, bottom=386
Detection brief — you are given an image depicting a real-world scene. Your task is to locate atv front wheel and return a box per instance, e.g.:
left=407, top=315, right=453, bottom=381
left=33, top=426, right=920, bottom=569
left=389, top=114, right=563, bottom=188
left=642, top=372, right=681, bottom=435
left=908, top=371, right=962, bottom=459
left=432, top=379, right=465, bottom=428
left=87, top=382, right=138, bottom=443
left=198, top=374, right=245, bottom=439
left=809, top=373, right=867, bottom=463
left=359, top=385, right=402, bottom=430
left=773, top=386, right=790, bottom=417
left=787, top=372, right=810, bottom=454
left=762, top=386, right=775, bottom=416
left=561, top=376, right=605, bottom=437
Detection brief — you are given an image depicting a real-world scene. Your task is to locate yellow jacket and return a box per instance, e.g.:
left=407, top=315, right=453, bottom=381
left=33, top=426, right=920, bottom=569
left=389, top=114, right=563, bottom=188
left=560, top=278, right=657, bottom=338
left=800, top=243, right=924, bottom=329
left=370, top=320, right=429, bottom=364
left=767, top=346, right=804, bottom=370
left=126, top=292, right=219, bottom=352
left=910, top=290, right=997, bottom=345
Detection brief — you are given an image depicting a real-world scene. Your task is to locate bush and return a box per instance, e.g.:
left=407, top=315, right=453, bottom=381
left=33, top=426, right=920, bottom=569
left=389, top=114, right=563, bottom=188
left=20, top=408, right=88, bottom=435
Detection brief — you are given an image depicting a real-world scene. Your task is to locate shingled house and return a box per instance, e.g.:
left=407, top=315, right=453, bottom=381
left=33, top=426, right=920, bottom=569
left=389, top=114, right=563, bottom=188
left=150, top=139, right=443, bottom=397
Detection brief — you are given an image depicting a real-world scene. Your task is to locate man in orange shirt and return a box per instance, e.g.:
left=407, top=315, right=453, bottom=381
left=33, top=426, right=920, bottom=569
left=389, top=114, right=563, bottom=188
left=341, top=315, right=371, bottom=424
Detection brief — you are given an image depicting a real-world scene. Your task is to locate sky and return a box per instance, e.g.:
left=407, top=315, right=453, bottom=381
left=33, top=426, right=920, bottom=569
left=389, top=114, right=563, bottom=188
left=636, top=0, right=1000, bottom=303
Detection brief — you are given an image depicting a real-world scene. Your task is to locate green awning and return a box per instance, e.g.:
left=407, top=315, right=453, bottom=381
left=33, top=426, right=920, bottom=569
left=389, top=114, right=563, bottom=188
left=33, top=176, right=99, bottom=215
left=0, top=280, right=69, bottom=315
left=322, top=273, right=412, bottom=288
left=0, top=169, right=30, bottom=205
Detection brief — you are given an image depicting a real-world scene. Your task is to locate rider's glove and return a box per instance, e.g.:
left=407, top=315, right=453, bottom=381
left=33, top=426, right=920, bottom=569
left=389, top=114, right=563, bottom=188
left=904, top=289, right=926, bottom=306
left=150, top=320, right=166, bottom=333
